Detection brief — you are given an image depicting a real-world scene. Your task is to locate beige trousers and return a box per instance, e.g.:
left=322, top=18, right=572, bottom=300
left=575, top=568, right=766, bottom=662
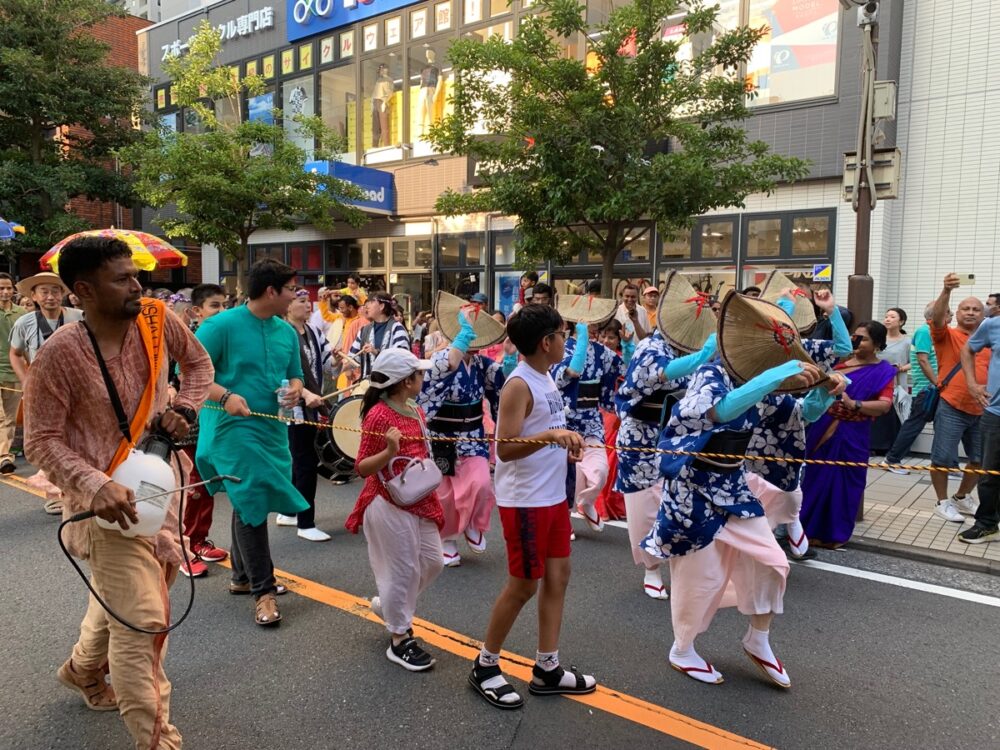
left=71, top=522, right=182, bottom=749
left=0, top=379, right=21, bottom=463
left=623, top=486, right=665, bottom=568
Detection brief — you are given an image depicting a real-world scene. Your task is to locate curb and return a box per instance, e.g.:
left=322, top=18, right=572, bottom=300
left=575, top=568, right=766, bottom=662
left=851, top=536, right=1000, bottom=577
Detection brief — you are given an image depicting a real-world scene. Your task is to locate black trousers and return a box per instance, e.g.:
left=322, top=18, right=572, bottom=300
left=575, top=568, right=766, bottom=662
left=885, top=389, right=933, bottom=464
left=230, top=511, right=276, bottom=598
left=975, top=412, right=1000, bottom=529
left=289, top=423, right=320, bottom=530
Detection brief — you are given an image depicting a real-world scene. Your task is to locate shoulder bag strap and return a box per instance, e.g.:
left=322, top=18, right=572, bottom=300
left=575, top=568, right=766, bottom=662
left=82, top=324, right=132, bottom=446
left=938, top=362, right=964, bottom=389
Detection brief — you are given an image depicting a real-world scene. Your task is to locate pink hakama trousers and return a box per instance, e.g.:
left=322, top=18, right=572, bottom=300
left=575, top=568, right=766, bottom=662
left=669, top=515, right=789, bottom=649
left=745, top=472, right=802, bottom=529
left=437, top=455, right=494, bottom=540
left=575, top=443, right=609, bottom=510
left=624, top=485, right=665, bottom=568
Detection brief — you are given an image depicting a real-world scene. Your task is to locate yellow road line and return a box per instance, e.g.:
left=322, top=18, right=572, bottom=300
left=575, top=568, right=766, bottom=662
left=2, top=475, right=771, bottom=749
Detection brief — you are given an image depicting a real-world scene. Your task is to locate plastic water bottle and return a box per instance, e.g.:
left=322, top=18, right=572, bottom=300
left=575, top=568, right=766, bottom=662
left=96, top=434, right=176, bottom=538
left=277, top=378, right=294, bottom=421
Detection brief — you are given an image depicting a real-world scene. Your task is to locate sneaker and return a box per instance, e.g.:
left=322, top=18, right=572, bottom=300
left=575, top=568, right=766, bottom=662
left=192, top=540, right=228, bottom=563
left=952, top=495, right=979, bottom=516
left=0, top=459, right=15, bottom=474
left=958, top=524, right=999, bottom=544
left=882, top=460, right=909, bottom=475
left=297, top=527, right=331, bottom=542
left=386, top=637, right=435, bottom=672
left=275, top=514, right=297, bottom=526
left=179, top=557, right=208, bottom=578
left=934, top=500, right=965, bottom=523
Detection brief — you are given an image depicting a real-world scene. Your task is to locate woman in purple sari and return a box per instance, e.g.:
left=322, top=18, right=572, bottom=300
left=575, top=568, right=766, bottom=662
left=801, top=322, right=897, bottom=547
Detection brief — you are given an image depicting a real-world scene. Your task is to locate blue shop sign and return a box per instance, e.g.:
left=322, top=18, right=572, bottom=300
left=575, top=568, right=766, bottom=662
left=306, top=159, right=395, bottom=215
left=287, top=0, right=422, bottom=42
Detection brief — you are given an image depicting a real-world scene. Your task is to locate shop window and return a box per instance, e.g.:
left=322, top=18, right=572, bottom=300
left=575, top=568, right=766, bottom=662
left=392, top=240, right=410, bottom=267
left=325, top=239, right=361, bottom=270
left=248, top=89, right=275, bottom=125
left=792, top=214, right=832, bottom=257
left=747, top=0, right=839, bottom=106
left=468, top=20, right=514, bottom=42
left=288, top=243, right=322, bottom=271
left=363, top=57, right=403, bottom=154
left=439, top=236, right=461, bottom=266
left=391, top=274, right=432, bottom=321
left=409, top=40, right=454, bottom=157
left=494, top=231, right=517, bottom=265
left=466, top=235, right=482, bottom=265
left=181, top=107, right=207, bottom=134
left=745, top=217, right=781, bottom=258
left=367, top=241, right=385, bottom=268
left=661, top=229, right=692, bottom=260
left=620, top=230, right=650, bottom=262
left=319, top=66, right=357, bottom=165
left=282, top=76, right=316, bottom=157
left=251, top=245, right=285, bottom=263
left=415, top=239, right=433, bottom=268
left=699, top=219, right=736, bottom=259
left=159, top=112, right=179, bottom=133
left=348, top=243, right=364, bottom=268
left=439, top=271, right=484, bottom=298
left=214, top=96, right=240, bottom=128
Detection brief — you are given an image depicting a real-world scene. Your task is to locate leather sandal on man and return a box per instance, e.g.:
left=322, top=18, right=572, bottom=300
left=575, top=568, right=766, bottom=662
left=57, top=659, right=117, bottom=711
left=254, top=593, right=282, bottom=627
left=229, top=581, right=287, bottom=595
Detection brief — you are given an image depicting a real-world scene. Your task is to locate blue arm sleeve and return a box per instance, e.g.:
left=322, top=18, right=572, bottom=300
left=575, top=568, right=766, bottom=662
left=451, top=311, right=477, bottom=354
left=568, top=323, right=589, bottom=374
left=713, top=360, right=804, bottom=423
left=662, top=333, right=717, bottom=381
left=800, top=386, right=836, bottom=423
left=502, top=353, right=518, bottom=377
left=621, top=339, right=636, bottom=365
left=776, top=297, right=796, bottom=317
left=828, top=306, right=852, bottom=356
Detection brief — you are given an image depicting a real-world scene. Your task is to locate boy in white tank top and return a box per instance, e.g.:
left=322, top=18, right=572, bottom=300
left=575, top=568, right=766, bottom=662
left=468, top=304, right=598, bottom=709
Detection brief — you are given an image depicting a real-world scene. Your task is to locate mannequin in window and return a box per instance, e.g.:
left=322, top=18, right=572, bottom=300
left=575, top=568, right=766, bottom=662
left=417, top=49, right=443, bottom=137
left=371, top=63, right=394, bottom=148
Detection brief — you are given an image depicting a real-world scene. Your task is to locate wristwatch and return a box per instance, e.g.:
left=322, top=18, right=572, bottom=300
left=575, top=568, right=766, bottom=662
left=852, top=400, right=863, bottom=413
left=171, top=406, right=197, bottom=426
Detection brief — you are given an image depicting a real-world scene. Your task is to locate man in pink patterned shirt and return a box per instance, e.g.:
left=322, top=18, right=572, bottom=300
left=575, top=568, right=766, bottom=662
left=24, top=237, right=212, bottom=749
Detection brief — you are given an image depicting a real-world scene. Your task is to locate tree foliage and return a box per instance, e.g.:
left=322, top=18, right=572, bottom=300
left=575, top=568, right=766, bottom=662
left=121, top=21, right=367, bottom=285
left=0, top=0, right=149, bottom=255
left=430, top=0, right=810, bottom=294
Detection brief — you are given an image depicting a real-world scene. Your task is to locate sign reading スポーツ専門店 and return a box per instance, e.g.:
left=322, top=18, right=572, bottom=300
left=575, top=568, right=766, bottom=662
left=286, top=0, right=424, bottom=42
left=162, top=6, right=276, bottom=60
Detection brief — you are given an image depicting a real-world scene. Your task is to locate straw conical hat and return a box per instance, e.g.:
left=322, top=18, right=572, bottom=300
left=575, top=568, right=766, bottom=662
left=760, top=270, right=817, bottom=335
left=434, top=290, right=506, bottom=349
left=656, top=271, right=717, bottom=353
left=717, top=291, right=826, bottom=393
left=556, top=294, right=617, bottom=325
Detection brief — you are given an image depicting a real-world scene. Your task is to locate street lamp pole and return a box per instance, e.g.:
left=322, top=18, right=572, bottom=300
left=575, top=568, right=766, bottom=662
left=846, top=1, right=880, bottom=327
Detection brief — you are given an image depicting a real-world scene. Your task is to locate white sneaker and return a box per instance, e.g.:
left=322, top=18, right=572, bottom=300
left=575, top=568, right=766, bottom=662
left=275, top=514, right=297, bottom=526
left=370, top=596, right=383, bottom=621
left=297, top=527, right=331, bottom=542
left=952, top=495, right=979, bottom=516
left=934, top=500, right=965, bottom=523
left=883, top=460, right=909, bottom=475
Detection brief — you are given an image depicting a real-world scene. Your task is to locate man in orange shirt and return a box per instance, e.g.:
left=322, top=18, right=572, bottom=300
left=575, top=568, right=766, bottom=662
left=928, top=273, right=991, bottom=523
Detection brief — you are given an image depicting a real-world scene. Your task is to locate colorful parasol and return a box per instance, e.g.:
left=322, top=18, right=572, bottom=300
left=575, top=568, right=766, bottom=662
left=0, top=219, right=26, bottom=241
left=40, top=229, right=188, bottom=273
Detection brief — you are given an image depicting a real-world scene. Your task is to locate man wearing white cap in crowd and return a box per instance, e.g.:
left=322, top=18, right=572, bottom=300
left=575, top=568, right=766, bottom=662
left=9, top=271, right=84, bottom=513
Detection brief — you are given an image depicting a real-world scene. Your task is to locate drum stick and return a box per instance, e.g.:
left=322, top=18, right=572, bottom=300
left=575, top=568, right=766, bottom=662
left=321, top=380, right=367, bottom=401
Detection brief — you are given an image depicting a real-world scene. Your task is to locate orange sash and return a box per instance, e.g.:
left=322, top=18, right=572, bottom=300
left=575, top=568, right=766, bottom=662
left=106, top=298, right=167, bottom=475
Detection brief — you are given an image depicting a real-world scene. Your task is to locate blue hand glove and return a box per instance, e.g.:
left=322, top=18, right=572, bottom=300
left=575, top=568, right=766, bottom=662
left=713, top=360, right=804, bottom=423
left=663, top=333, right=717, bottom=381
left=776, top=297, right=796, bottom=317
left=828, top=306, right=852, bottom=356
left=568, top=323, right=589, bottom=374
left=451, top=310, right=477, bottom=354
left=502, top=352, right=518, bottom=377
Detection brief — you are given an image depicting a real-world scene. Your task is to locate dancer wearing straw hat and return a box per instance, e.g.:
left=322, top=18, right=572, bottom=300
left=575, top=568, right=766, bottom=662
left=614, top=273, right=718, bottom=600
left=419, top=292, right=507, bottom=567
left=643, top=292, right=848, bottom=688
left=551, top=294, right=623, bottom=534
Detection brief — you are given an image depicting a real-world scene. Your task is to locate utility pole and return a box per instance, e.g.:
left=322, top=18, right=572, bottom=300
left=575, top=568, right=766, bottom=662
left=846, top=1, right=880, bottom=327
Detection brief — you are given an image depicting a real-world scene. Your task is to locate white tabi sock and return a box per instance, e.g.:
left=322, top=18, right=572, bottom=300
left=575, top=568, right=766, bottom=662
left=669, top=642, right=723, bottom=684
left=742, top=625, right=777, bottom=664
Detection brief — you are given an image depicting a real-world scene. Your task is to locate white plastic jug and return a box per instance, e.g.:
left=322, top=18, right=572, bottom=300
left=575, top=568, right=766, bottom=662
left=95, top=436, right=176, bottom=538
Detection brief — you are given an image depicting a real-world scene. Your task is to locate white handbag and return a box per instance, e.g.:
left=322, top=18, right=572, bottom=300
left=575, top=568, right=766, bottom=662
left=379, top=414, right=442, bottom=507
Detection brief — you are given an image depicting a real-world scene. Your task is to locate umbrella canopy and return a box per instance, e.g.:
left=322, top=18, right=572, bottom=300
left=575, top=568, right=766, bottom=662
left=40, top=229, right=188, bottom=273
left=0, top=219, right=25, bottom=241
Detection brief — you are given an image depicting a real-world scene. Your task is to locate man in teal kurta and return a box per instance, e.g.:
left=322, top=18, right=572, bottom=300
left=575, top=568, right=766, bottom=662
left=195, top=259, right=308, bottom=626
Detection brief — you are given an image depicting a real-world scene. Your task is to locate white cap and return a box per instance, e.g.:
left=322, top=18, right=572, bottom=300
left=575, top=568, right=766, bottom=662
left=370, top=348, right=433, bottom=388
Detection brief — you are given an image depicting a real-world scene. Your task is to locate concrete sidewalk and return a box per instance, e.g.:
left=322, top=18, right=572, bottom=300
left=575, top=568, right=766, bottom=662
left=853, top=457, right=1000, bottom=573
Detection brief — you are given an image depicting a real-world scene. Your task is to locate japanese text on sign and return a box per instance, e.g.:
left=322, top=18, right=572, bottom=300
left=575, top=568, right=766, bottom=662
left=162, top=7, right=275, bottom=60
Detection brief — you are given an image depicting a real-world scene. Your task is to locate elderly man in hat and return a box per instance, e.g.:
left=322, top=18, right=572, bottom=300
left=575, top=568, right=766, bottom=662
left=419, top=293, right=506, bottom=567
left=9, top=271, right=84, bottom=513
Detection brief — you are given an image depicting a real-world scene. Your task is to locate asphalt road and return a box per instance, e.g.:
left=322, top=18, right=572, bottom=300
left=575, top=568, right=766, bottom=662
left=2, top=474, right=998, bottom=750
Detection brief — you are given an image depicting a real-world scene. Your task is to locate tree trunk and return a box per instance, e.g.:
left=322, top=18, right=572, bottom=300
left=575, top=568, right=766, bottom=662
left=600, top=224, right=621, bottom=297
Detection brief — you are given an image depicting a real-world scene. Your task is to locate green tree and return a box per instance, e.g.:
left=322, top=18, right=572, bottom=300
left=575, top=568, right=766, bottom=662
left=430, top=0, right=809, bottom=295
left=0, top=0, right=148, bottom=255
left=122, top=21, right=367, bottom=289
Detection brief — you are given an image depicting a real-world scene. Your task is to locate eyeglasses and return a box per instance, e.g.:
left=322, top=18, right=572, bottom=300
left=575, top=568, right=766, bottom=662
left=545, top=329, right=568, bottom=341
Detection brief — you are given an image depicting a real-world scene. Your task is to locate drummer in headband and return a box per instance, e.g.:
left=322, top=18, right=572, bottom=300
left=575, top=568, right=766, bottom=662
left=418, top=292, right=507, bottom=568
left=341, top=293, right=410, bottom=380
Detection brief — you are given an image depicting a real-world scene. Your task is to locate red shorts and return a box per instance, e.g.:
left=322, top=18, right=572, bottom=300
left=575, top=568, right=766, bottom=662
left=499, top=503, right=572, bottom=580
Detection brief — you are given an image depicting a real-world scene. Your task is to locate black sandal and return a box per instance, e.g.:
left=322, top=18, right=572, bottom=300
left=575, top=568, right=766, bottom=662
left=527, top=664, right=597, bottom=696
left=468, top=661, right=524, bottom=710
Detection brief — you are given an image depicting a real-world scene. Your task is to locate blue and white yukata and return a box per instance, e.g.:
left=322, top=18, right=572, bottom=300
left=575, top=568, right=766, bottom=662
left=551, top=335, right=623, bottom=521
left=613, top=331, right=689, bottom=567
left=418, top=350, right=504, bottom=551
left=641, top=361, right=828, bottom=652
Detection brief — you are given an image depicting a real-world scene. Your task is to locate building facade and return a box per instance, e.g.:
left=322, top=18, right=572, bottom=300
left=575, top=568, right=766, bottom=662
left=136, top=0, right=1000, bottom=322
